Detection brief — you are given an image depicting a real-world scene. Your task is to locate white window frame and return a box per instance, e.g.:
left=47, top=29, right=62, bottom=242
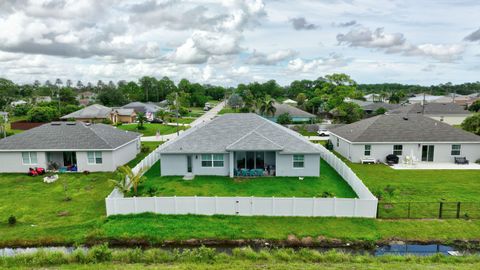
left=22, top=152, right=38, bottom=165
left=364, top=145, right=371, bottom=156
left=451, top=144, right=461, bottom=156
left=87, top=151, right=103, bottom=165
left=393, top=145, right=403, bottom=156
left=292, top=154, right=305, bottom=168
left=201, top=154, right=224, bottom=167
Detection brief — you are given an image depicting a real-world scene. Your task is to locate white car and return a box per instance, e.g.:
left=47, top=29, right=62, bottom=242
left=317, top=129, right=330, bottom=137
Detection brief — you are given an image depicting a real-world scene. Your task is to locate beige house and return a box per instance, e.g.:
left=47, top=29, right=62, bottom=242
left=61, top=104, right=136, bottom=124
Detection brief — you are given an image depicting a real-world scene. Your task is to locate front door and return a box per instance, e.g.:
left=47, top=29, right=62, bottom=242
left=187, top=155, right=192, bottom=173
left=421, top=145, right=435, bottom=162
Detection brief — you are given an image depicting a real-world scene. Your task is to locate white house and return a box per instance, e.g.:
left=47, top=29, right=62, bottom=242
left=388, top=103, right=472, bottom=125
left=158, top=113, right=321, bottom=177
left=330, top=114, right=480, bottom=164
left=282, top=99, right=298, bottom=106
left=0, top=122, right=141, bottom=172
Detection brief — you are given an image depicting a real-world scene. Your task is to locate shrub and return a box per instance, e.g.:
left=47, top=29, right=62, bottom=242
left=141, top=145, right=150, bottom=153
left=27, top=106, right=58, bottom=122
left=87, top=243, right=112, bottom=262
left=102, top=118, right=113, bottom=125
left=12, top=104, right=31, bottom=116
left=375, top=107, right=386, bottom=115
left=277, top=112, right=292, bottom=125
left=325, top=140, right=334, bottom=150
left=239, top=107, right=250, bottom=113
left=8, top=215, right=16, bottom=225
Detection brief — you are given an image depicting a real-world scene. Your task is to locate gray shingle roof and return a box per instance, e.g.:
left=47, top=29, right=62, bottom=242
left=159, top=113, right=321, bottom=154
left=0, top=122, right=141, bottom=150
left=362, top=103, right=401, bottom=112
left=389, top=103, right=470, bottom=115
left=122, top=102, right=161, bottom=113
left=271, top=103, right=315, bottom=118
left=61, top=104, right=134, bottom=119
left=330, top=114, right=480, bottom=143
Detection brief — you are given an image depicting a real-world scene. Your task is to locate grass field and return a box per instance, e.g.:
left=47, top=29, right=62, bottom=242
left=168, top=117, right=195, bottom=124
left=339, top=156, right=480, bottom=202
left=218, top=107, right=238, bottom=115
left=126, top=142, right=163, bottom=168
left=135, top=160, right=356, bottom=198
left=117, top=123, right=188, bottom=136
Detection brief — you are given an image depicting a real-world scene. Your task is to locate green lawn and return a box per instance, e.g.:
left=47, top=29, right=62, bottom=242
left=117, top=123, right=188, bottom=136
left=218, top=107, right=239, bottom=115
left=168, top=117, right=195, bottom=124
left=339, top=156, right=480, bottom=202
left=0, top=172, right=114, bottom=246
left=135, top=160, right=356, bottom=198
left=126, top=142, right=163, bottom=168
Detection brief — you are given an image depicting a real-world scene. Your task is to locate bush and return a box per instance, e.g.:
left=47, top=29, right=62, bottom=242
left=178, top=107, right=189, bottom=116
left=141, top=145, right=151, bottom=153
left=325, top=140, right=334, bottom=150
left=461, top=113, right=480, bottom=135
left=12, top=104, right=31, bottom=116
left=277, top=112, right=292, bottom=125
left=27, top=106, right=58, bottom=122
left=239, top=107, right=250, bottom=113
left=102, top=118, right=113, bottom=125
left=87, top=244, right=112, bottom=263
left=8, top=215, right=16, bottom=225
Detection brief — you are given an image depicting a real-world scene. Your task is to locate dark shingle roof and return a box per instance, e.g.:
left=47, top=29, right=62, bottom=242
left=389, top=103, right=470, bottom=115
left=362, top=103, right=401, bottom=112
left=0, top=122, right=140, bottom=150
left=330, top=114, right=480, bottom=143
left=61, top=104, right=134, bottom=119
left=272, top=103, right=315, bottom=118
left=159, top=113, right=321, bottom=154
left=122, top=102, right=161, bottom=113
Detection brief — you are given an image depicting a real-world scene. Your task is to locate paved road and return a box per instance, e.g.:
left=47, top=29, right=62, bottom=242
left=141, top=101, right=225, bottom=142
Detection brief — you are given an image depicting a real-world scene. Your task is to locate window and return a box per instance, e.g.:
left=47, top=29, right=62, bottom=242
left=22, top=152, right=37, bottom=165
left=364, top=145, right=371, bottom=156
left=393, top=145, right=403, bottom=156
left=202, top=154, right=224, bottom=167
left=293, top=154, right=305, bottom=168
left=87, top=151, right=102, bottom=164
left=336, top=138, right=339, bottom=147
left=451, top=145, right=461, bottom=156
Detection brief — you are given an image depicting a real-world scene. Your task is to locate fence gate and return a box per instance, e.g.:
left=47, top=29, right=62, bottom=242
left=235, top=198, right=252, bottom=215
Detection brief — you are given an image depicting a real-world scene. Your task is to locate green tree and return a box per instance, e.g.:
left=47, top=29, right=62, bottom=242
left=137, top=112, right=147, bottom=130
left=117, top=165, right=147, bottom=196
left=296, top=93, right=306, bottom=106
left=228, top=94, right=243, bottom=110
left=461, top=113, right=480, bottom=135
left=59, top=87, right=78, bottom=104
left=277, top=112, right=292, bottom=125
left=258, top=95, right=276, bottom=117
left=331, top=102, right=364, bottom=124
left=375, top=107, right=387, bottom=115
left=27, top=106, right=58, bottom=122
left=468, top=100, right=480, bottom=112
left=155, top=110, right=169, bottom=122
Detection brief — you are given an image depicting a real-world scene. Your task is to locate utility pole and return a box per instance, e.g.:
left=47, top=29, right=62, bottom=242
left=422, top=92, right=426, bottom=115
left=175, top=92, right=179, bottom=136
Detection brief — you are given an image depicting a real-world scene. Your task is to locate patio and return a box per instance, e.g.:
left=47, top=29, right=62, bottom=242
left=391, top=162, right=480, bottom=170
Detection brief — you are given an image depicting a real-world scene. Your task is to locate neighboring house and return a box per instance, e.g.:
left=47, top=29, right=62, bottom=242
left=122, top=101, right=162, bottom=120
left=344, top=98, right=373, bottom=107
left=10, top=100, right=27, bottom=107
left=388, top=103, right=471, bottom=125
left=330, top=114, right=480, bottom=164
left=264, top=102, right=316, bottom=123
left=61, top=104, right=136, bottom=124
left=364, top=94, right=383, bottom=102
left=158, top=113, right=321, bottom=177
left=0, top=112, right=8, bottom=122
left=35, top=96, right=52, bottom=103
left=408, top=93, right=443, bottom=104
left=361, top=103, right=401, bottom=115
left=0, top=122, right=141, bottom=172
left=282, top=99, right=298, bottom=106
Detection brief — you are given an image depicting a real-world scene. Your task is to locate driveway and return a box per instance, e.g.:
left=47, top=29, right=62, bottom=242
left=141, top=101, right=225, bottom=142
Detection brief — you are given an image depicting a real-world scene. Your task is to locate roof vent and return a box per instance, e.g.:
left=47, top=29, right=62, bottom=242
left=403, top=116, right=409, bottom=120
left=51, top=122, right=61, bottom=126
left=66, top=122, right=76, bottom=125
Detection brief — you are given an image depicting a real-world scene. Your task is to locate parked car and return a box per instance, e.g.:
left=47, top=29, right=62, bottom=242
left=317, top=129, right=330, bottom=137
left=150, top=118, right=164, bottom=124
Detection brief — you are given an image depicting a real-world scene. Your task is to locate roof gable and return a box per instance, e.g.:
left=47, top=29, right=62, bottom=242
left=226, top=130, right=283, bottom=151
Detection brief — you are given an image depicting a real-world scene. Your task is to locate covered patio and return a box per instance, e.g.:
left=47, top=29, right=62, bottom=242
left=233, top=151, right=276, bottom=176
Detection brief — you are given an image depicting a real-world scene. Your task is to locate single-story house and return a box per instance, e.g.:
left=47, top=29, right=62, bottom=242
left=122, top=101, right=162, bottom=121
left=264, top=102, right=316, bottom=123
left=408, top=93, right=444, bottom=104
left=330, top=114, right=480, bottom=164
left=388, top=103, right=471, bottom=125
left=158, top=113, right=322, bottom=177
left=35, top=96, right=52, bottom=103
left=282, top=99, right=298, bottom=106
left=0, top=122, right=141, bottom=172
left=10, top=100, right=27, bottom=107
left=61, top=104, right=136, bottom=124
left=364, top=94, right=384, bottom=102
left=361, top=103, right=401, bottom=115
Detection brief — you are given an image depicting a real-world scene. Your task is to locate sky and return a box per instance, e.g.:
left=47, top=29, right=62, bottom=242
left=0, top=0, right=479, bottom=87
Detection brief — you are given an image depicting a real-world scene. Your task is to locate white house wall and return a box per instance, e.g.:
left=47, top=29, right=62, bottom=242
left=275, top=153, right=320, bottom=177
left=160, top=154, right=188, bottom=176
left=0, top=151, right=48, bottom=173
left=191, top=153, right=230, bottom=176
left=112, top=139, right=141, bottom=168
left=428, top=115, right=470, bottom=126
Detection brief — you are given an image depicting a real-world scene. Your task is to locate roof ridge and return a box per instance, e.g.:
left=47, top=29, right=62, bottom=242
left=87, top=123, right=116, bottom=148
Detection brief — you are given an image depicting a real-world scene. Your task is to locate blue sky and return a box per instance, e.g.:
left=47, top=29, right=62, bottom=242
left=0, top=0, right=479, bottom=86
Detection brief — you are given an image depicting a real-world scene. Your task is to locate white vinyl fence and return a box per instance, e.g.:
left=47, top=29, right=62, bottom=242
left=106, top=144, right=378, bottom=218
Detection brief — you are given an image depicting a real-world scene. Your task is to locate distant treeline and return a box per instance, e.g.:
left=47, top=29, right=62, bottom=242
left=357, top=82, right=480, bottom=96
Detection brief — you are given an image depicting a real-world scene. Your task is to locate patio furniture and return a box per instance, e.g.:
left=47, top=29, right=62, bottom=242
left=250, top=169, right=256, bottom=176
left=256, top=169, right=264, bottom=176
left=386, top=154, right=399, bottom=165
left=59, top=167, right=67, bottom=173
left=241, top=169, right=248, bottom=177
left=361, top=158, right=376, bottom=164
left=234, top=168, right=239, bottom=176
left=454, top=157, right=469, bottom=165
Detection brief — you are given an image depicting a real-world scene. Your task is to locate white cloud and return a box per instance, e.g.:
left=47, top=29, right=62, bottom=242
left=247, top=49, right=297, bottom=65
left=288, top=53, right=350, bottom=73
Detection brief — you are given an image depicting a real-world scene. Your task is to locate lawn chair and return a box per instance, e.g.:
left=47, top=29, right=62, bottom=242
left=234, top=168, right=239, bottom=176
left=250, top=169, right=256, bottom=177
left=241, top=169, right=248, bottom=177
left=256, top=169, right=264, bottom=176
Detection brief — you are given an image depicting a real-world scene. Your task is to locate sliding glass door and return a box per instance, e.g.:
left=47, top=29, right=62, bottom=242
left=421, top=145, right=434, bottom=162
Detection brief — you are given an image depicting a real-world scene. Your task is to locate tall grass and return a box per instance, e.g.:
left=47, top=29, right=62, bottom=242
left=1, top=245, right=480, bottom=268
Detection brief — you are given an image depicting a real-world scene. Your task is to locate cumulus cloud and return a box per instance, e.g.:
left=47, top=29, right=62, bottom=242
left=337, top=26, right=464, bottom=62
left=287, top=53, right=350, bottom=73
left=246, top=49, right=298, bottom=65
left=335, top=20, right=357, bottom=27
left=464, top=27, right=480, bottom=42
left=290, top=17, right=318, bottom=30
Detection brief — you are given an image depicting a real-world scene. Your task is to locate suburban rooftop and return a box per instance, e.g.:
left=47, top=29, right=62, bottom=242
left=389, top=103, right=470, bottom=115
left=0, top=122, right=141, bottom=150
left=158, top=113, right=321, bottom=154
left=61, top=104, right=134, bottom=119
left=330, top=114, right=480, bottom=143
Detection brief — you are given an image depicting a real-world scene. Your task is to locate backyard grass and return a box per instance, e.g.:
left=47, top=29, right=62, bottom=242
left=125, top=141, right=163, bottom=168
left=337, top=155, right=480, bottom=202
left=135, top=160, right=356, bottom=198
left=168, top=117, right=195, bottom=124
left=117, top=123, right=188, bottom=136
left=218, top=107, right=239, bottom=115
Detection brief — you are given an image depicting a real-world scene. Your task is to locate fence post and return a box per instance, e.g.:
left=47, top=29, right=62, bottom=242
left=173, top=196, right=177, bottom=214
left=439, top=202, right=443, bottom=219
left=271, top=196, right=275, bottom=215
left=154, top=197, right=157, bottom=213
left=194, top=195, right=198, bottom=214
left=292, top=197, right=296, bottom=215
left=214, top=196, right=218, bottom=214
left=134, top=197, right=137, bottom=213
left=353, top=198, right=357, bottom=217
left=312, top=197, right=316, bottom=216
left=250, top=196, right=254, bottom=215
left=333, top=197, right=336, bottom=216
left=456, top=202, right=461, bottom=219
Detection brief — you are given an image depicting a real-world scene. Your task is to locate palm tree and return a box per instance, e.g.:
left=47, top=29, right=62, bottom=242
left=258, top=95, right=276, bottom=117
left=117, top=165, right=147, bottom=196
left=137, top=112, right=147, bottom=130
left=155, top=110, right=168, bottom=122
left=109, top=173, right=130, bottom=195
